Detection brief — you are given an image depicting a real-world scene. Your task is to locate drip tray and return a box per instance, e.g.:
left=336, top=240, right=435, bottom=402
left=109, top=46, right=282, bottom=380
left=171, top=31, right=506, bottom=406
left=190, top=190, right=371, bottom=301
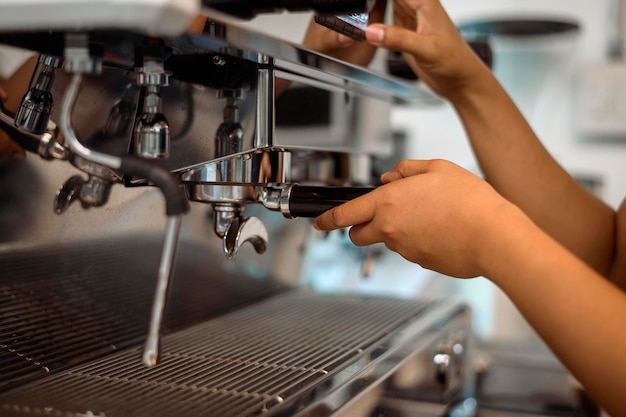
left=0, top=291, right=464, bottom=417
left=0, top=235, right=288, bottom=393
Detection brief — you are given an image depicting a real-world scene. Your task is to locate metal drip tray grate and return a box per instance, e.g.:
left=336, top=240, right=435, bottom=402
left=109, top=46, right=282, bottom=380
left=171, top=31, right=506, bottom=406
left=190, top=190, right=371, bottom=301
left=0, top=236, right=287, bottom=392
left=0, top=292, right=444, bottom=417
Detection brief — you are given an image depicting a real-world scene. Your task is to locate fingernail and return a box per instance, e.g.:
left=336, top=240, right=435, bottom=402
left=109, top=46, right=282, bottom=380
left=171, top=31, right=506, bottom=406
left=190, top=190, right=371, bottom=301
left=366, top=26, right=385, bottom=43
left=313, top=221, right=321, bottom=230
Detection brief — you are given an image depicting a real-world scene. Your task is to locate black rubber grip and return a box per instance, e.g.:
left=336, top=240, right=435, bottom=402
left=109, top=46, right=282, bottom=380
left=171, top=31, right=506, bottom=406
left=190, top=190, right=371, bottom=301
left=288, top=185, right=374, bottom=218
left=121, top=156, right=190, bottom=216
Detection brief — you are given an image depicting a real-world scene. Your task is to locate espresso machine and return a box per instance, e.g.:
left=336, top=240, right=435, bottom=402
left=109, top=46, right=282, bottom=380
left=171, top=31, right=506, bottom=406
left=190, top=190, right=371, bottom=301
left=0, top=1, right=480, bottom=416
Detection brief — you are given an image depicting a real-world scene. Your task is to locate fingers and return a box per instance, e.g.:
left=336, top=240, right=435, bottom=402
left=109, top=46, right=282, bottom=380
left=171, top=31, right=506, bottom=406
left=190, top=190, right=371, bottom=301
left=315, top=160, right=436, bottom=231
left=0, top=87, right=7, bottom=101
left=348, top=222, right=380, bottom=246
left=365, top=24, right=421, bottom=55
left=381, top=160, right=435, bottom=183
left=303, top=19, right=355, bottom=52
left=314, top=192, right=377, bottom=231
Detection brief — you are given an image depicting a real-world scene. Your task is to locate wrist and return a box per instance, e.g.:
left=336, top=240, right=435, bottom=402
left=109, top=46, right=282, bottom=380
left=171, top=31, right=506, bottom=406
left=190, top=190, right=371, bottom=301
left=477, top=202, right=543, bottom=286
left=443, top=58, right=499, bottom=109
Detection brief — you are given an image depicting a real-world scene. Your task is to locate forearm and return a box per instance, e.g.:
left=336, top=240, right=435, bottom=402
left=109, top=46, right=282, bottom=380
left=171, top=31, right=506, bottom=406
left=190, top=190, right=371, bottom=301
left=484, top=212, right=626, bottom=417
left=448, top=67, right=615, bottom=276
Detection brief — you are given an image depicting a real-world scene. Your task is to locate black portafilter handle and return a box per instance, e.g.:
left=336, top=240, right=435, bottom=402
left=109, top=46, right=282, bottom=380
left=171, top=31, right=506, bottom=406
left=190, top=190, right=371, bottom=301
left=203, top=0, right=370, bottom=19
left=287, top=185, right=375, bottom=218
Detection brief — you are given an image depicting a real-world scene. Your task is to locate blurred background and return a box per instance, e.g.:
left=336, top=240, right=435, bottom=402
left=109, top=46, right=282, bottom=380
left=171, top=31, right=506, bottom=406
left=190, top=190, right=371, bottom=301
left=238, top=0, right=626, bottom=342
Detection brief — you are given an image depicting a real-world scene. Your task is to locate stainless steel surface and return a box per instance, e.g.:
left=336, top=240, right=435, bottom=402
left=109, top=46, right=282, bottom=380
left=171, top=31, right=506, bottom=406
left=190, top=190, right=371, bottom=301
left=195, top=12, right=435, bottom=104
left=255, top=66, right=275, bottom=148
left=182, top=148, right=291, bottom=185
left=223, top=214, right=269, bottom=258
left=0, top=291, right=469, bottom=417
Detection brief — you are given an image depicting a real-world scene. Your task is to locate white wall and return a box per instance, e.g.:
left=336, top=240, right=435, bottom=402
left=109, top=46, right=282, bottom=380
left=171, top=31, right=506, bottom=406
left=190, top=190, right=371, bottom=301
left=396, top=0, right=626, bottom=209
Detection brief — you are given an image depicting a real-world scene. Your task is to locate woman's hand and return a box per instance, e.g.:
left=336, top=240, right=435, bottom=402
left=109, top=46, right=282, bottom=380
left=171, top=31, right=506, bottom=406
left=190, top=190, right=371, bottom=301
left=314, top=159, right=528, bottom=278
left=364, top=0, right=490, bottom=100
left=302, top=0, right=387, bottom=67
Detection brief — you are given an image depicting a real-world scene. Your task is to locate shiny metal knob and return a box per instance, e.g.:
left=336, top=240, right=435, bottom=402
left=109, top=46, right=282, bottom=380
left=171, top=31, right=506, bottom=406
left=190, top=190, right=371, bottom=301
left=133, top=84, right=169, bottom=158
left=134, top=112, right=170, bottom=158
left=15, top=54, right=62, bottom=134
left=15, top=88, right=54, bottom=134
left=215, top=121, right=244, bottom=156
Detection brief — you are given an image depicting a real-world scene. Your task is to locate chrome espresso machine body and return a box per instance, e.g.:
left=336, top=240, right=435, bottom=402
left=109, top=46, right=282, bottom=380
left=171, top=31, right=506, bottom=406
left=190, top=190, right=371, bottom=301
left=0, top=1, right=475, bottom=416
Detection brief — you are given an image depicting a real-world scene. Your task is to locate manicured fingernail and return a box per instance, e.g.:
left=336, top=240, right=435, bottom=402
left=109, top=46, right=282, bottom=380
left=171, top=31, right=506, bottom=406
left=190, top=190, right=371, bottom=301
left=313, top=221, right=321, bottom=230
left=366, top=26, right=385, bottom=43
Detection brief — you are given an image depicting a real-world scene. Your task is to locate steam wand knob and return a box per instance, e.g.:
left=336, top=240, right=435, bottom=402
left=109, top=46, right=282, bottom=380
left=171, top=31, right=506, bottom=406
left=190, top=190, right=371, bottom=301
left=133, top=52, right=170, bottom=159
left=15, top=54, right=63, bottom=134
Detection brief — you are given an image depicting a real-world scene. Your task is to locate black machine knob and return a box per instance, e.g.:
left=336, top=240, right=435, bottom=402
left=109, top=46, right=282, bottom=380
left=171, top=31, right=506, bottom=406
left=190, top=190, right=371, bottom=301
left=203, top=0, right=371, bottom=19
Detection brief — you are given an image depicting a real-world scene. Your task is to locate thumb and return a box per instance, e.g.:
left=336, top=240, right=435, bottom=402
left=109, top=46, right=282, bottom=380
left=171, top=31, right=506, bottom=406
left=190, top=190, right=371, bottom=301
left=365, top=24, right=423, bottom=57
left=381, top=160, right=433, bottom=183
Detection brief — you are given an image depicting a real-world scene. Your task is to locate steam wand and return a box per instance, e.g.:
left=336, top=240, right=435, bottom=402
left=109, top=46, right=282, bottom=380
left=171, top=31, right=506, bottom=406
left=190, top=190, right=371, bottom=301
left=60, top=72, right=190, bottom=367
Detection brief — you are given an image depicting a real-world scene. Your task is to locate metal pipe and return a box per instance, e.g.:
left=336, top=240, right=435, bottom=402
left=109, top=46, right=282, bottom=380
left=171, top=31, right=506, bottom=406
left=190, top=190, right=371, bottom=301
left=142, top=215, right=183, bottom=367
left=254, top=66, right=274, bottom=149
left=60, top=73, right=122, bottom=169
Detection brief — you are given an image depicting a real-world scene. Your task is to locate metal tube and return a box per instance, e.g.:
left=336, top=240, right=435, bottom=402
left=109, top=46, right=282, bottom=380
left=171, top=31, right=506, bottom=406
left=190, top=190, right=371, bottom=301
left=254, top=66, right=274, bottom=148
left=60, top=73, right=122, bottom=169
left=142, top=215, right=183, bottom=367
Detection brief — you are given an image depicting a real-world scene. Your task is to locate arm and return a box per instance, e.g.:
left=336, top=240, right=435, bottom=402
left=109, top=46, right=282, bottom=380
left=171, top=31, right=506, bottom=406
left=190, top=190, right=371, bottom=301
left=314, top=159, right=626, bottom=417
left=363, top=0, right=616, bottom=279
